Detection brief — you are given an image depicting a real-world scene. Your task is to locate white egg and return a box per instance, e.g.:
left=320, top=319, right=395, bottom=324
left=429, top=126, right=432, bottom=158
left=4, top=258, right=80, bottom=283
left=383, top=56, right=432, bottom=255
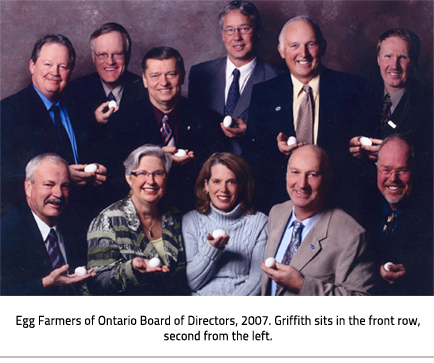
left=287, top=136, right=297, bottom=146
left=359, top=137, right=372, bottom=146
left=149, top=257, right=161, bottom=268
left=384, top=262, right=393, bottom=272
left=265, top=257, right=276, bottom=268
left=84, top=163, right=98, bottom=173
left=174, top=149, right=187, bottom=157
left=212, top=229, right=226, bottom=239
left=108, top=100, right=117, bottom=109
left=223, top=115, right=233, bottom=128
left=75, top=267, right=87, bottom=276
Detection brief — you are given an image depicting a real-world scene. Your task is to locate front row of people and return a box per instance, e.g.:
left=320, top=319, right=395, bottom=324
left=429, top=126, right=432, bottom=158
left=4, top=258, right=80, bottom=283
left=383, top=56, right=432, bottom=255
left=1, top=136, right=432, bottom=296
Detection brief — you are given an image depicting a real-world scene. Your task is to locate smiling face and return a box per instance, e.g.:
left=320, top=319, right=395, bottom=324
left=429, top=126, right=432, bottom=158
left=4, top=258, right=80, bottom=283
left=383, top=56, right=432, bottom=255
left=222, top=9, right=258, bottom=67
left=25, top=160, right=70, bottom=227
left=142, top=57, right=184, bottom=113
left=204, top=164, right=241, bottom=213
left=29, top=43, right=72, bottom=102
left=286, top=146, right=329, bottom=220
left=278, top=19, right=322, bottom=84
left=377, top=139, right=413, bottom=210
left=91, top=31, right=126, bottom=90
left=126, top=155, right=167, bottom=209
left=377, top=36, right=411, bottom=94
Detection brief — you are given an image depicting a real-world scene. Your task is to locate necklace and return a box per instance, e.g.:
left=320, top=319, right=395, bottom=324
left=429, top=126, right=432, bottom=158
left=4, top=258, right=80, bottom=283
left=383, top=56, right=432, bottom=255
left=145, top=216, right=158, bottom=238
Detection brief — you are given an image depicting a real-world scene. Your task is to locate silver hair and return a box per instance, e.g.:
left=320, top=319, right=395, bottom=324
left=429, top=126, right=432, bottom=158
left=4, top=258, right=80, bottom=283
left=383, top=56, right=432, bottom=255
left=25, top=153, right=70, bottom=183
left=377, top=134, right=414, bottom=167
left=278, top=15, right=326, bottom=55
left=218, top=1, right=261, bottom=31
left=123, top=144, right=172, bottom=175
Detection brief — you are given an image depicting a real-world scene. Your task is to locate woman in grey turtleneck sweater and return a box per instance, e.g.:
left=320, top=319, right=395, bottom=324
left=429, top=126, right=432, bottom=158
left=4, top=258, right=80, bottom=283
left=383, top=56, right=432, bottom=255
left=182, top=152, right=268, bottom=295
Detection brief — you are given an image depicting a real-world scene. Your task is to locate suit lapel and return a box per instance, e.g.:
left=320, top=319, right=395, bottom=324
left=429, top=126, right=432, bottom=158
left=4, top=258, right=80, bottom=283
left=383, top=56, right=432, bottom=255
left=209, top=58, right=226, bottom=116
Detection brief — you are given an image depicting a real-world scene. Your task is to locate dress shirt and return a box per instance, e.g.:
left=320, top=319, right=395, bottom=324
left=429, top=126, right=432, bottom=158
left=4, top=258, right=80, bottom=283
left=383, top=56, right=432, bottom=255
left=33, top=84, right=79, bottom=163
left=224, top=57, right=257, bottom=102
left=31, top=211, right=68, bottom=266
left=101, top=80, right=124, bottom=104
left=384, top=87, right=406, bottom=114
left=292, top=74, right=320, bottom=144
left=271, top=207, right=322, bottom=295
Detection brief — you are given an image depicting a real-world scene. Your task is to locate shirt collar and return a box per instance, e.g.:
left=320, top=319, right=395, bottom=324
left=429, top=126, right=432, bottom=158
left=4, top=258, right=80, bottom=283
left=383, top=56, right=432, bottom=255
left=291, top=73, right=320, bottom=99
left=33, top=84, right=59, bottom=110
left=288, top=206, right=322, bottom=231
left=101, top=80, right=124, bottom=101
left=31, top=210, right=58, bottom=241
left=225, top=56, right=257, bottom=80
left=384, top=87, right=406, bottom=107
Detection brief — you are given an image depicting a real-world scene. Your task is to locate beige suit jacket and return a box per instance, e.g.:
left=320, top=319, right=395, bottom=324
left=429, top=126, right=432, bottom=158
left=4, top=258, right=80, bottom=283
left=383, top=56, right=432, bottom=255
left=261, top=200, right=374, bottom=296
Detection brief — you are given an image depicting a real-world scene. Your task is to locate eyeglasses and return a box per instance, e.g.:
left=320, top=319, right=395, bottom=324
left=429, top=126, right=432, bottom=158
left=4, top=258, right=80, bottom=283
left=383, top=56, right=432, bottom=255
left=93, top=51, right=125, bottom=61
left=377, top=168, right=411, bottom=177
left=222, top=26, right=253, bottom=35
left=130, top=170, right=167, bottom=180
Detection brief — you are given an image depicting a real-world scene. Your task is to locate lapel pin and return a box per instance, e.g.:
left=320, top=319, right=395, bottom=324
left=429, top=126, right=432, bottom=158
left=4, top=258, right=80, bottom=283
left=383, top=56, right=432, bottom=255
left=275, top=106, right=282, bottom=111
left=387, top=120, right=397, bottom=129
left=310, top=244, right=315, bottom=249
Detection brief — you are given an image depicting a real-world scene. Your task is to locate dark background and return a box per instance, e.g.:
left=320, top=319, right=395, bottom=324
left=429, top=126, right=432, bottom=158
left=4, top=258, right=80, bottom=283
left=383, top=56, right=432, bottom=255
left=0, top=0, right=432, bottom=99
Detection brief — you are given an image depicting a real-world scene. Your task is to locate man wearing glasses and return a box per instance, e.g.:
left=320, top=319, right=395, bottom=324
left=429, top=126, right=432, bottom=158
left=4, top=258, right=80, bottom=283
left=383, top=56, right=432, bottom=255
left=66, top=23, right=141, bottom=127
left=373, top=134, right=432, bottom=295
left=188, top=1, right=281, bottom=155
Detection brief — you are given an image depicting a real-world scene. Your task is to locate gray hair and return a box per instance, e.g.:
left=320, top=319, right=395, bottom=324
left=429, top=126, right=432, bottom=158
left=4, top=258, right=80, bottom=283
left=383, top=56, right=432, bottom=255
left=378, top=134, right=414, bottom=168
left=219, top=1, right=261, bottom=32
left=278, top=15, right=327, bottom=55
left=123, top=144, right=172, bottom=175
left=25, top=153, right=70, bottom=183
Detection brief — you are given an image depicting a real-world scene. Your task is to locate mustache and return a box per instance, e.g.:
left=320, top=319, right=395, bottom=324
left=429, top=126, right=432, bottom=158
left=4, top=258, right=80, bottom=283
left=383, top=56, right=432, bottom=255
left=45, top=75, right=62, bottom=81
left=45, top=197, right=65, bottom=206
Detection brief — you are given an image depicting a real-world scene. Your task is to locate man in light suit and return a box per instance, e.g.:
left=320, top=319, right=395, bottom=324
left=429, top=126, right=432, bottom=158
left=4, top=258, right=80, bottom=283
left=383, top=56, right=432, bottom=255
left=243, top=16, right=374, bottom=214
left=188, top=0, right=282, bottom=155
left=1, top=154, right=94, bottom=295
left=261, top=145, right=374, bottom=296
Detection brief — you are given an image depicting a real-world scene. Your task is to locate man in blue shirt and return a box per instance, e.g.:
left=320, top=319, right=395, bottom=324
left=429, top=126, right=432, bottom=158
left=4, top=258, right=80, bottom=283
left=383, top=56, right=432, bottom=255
left=1, top=34, right=107, bottom=216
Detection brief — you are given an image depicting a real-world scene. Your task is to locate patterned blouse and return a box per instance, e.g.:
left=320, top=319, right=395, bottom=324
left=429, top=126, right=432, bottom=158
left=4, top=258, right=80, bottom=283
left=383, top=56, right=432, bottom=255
left=86, top=195, right=189, bottom=295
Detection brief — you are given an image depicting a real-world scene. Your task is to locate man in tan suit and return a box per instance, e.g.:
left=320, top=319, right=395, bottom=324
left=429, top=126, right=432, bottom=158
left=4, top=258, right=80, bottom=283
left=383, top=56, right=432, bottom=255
left=261, top=145, right=374, bottom=296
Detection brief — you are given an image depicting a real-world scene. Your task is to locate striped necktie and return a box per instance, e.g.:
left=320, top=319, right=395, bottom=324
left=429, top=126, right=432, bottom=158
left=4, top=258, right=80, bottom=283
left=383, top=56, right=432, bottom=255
left=160, top=115, right=176, bottom=147
left=46, top=228, right=65, bottom=270
left=296, top=85, right=314, bottom=144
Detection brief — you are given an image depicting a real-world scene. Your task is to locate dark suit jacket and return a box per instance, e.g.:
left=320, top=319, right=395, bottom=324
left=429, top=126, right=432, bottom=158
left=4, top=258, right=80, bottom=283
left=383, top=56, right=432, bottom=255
left=1, top=84, right=89, bottom=214
left=242, top=67, right=376, bottom=215
left=188, top=57, right=282, bottom=154
left=64, top=70, right=142, bottom=161
left=1, top=203, right=88, bottom=295
left=103, top=90, right=227, bottom=213
left=262, top=201, right=375, bottom=296
left=365, top=190, right=433, bottom=296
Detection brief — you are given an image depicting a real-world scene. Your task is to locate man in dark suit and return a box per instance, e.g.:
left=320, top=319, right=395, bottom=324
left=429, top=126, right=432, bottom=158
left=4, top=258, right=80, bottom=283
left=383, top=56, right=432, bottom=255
left=1, top=153, right=94, bottom=295
left=64, top=23, right=141, bottom=160
left=1, top=34, right=107, bottom=217
left=261, top=145, right=374, bottom=296
left=371, top=135, right=432, bottom=296
left=106, top=47, right=226, bottom=212
left=188, top=0, right=282, bottom=155
left=242, top=16, right=374, bottom=214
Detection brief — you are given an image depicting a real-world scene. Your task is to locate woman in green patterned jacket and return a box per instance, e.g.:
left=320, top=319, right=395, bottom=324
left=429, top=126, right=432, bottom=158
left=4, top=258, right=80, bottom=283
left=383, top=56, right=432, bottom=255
left=86, top=144, right=189, bottom=295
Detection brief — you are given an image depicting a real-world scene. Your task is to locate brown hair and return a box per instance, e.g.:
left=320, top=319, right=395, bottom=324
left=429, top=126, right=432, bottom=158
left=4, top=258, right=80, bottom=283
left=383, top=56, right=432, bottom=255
left=195, top=152, right=254, bottom=215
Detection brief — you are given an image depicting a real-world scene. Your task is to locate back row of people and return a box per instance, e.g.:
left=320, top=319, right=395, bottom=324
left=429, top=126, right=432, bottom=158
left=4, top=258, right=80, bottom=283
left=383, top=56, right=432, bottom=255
left=1, top=1, right=432, bottom=295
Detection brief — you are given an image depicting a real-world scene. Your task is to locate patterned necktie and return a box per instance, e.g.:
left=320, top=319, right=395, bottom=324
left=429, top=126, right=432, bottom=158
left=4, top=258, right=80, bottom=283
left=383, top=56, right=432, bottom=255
left=380, top=94, right=392, bottom=129
left=382, top=212, right=396, bottom=244
left=108, top=91, right=116, bottom=102
left=160, top=115, right=176, bottom=147
left=296, top=85, right=314, bottom=144
left=225, top=68, right=240, bottom=116
left=46, top=228, right=66, bottom=270
left=276, top=220, right=304, bottom=295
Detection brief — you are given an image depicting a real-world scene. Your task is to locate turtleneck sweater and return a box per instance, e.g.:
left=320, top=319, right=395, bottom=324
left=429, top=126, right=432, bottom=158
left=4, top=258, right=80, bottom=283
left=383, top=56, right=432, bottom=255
left=182, top=203, right=268, bottom=295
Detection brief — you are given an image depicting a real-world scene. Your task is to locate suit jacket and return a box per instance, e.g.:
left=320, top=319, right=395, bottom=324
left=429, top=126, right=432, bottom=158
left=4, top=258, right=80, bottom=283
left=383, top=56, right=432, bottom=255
left=1, top=84, right=89, bottom=214
left=366, top=190, right=433, bottom=296
left=242, top=66, right=376, bottom=215
left=261, top=201, right=375, bottom=296
left=103, top=90, right=227, bottom=213
left=1, top=203, right=88, bottom=295
left=188, top=57, right=282, bottom=154
left=64, top=70, right=142, bottom=161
